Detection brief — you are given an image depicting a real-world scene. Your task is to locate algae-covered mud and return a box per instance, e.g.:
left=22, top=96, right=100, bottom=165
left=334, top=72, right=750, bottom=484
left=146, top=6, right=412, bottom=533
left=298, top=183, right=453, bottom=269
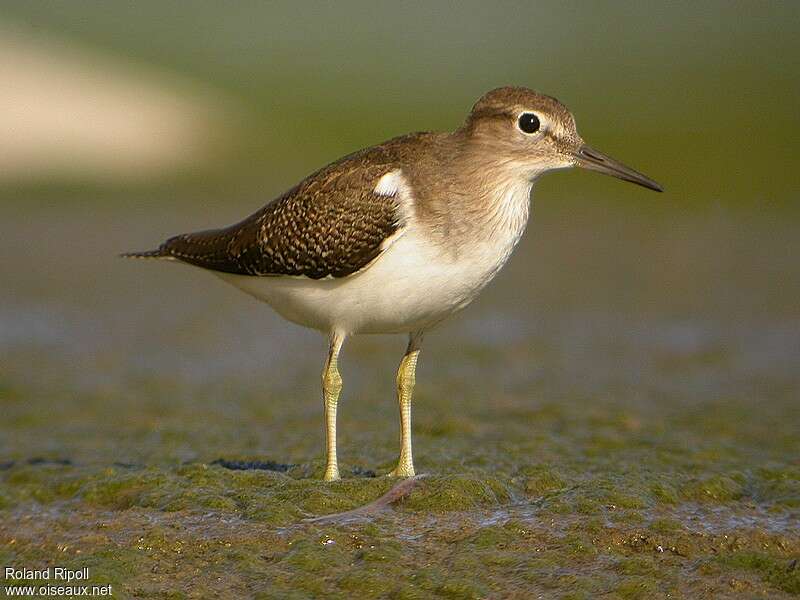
left=1, top=204, right=798, bottom=598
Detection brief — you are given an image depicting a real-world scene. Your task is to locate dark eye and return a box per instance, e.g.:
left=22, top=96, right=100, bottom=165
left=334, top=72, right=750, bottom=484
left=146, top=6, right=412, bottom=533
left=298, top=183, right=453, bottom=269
left=517, top=112, right=541, bottom=134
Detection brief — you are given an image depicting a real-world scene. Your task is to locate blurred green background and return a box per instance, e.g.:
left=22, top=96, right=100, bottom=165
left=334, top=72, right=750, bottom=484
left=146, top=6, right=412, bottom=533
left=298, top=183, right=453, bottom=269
left=0, top=1, right=797, bottom=204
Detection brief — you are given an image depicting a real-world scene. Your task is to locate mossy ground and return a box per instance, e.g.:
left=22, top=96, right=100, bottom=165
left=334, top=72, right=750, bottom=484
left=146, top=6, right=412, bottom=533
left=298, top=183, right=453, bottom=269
left=2, top=368, right=798, bottom=598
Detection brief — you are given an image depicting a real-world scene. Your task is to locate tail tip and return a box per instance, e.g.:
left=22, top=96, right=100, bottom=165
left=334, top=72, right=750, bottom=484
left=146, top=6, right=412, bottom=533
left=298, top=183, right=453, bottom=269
left=120, top=249, right=168, bottom=260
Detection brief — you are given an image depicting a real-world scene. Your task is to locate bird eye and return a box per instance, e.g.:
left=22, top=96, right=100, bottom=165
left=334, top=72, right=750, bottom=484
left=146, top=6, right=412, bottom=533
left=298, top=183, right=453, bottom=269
left=517, top=112, right=541, bottom=134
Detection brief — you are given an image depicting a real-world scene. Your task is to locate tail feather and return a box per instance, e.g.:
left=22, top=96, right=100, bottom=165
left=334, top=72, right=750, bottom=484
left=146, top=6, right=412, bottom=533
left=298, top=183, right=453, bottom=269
left=120, top=248, right=173, bottom=260
left=122, top=228, right=232, bottom=267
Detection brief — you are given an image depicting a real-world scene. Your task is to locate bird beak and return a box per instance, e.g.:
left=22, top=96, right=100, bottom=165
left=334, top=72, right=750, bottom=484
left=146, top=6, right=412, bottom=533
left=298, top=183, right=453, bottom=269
left=575, top=145, right=663, bottom=192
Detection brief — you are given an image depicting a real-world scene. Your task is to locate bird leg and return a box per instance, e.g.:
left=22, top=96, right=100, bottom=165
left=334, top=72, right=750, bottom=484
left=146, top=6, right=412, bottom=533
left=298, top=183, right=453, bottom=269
left=389, top=334, right=422, bottom=477
left=322, top=332, right=345, bottom=481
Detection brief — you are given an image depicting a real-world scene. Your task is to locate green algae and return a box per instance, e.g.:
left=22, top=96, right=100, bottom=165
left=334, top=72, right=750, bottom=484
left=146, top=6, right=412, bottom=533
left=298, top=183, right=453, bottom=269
left=0, top=462, right=402, bottom=526
left=519, top=465, right=567, bottom=497
left=400, top=475, right=512, bottom=512
left=650, top=481, right=680, bottom=504
left=614, top=576, right=660, bottom=600
left=720, top=552, right=800, bottom=595
left=682, top=474, right=746, bottom=503
left=2, top=390, right=798, bottom=598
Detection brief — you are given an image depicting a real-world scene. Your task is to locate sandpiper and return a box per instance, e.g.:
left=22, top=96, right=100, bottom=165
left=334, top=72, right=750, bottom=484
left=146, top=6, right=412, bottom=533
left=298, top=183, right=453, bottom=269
left=125, top=87, right=662, bottom=481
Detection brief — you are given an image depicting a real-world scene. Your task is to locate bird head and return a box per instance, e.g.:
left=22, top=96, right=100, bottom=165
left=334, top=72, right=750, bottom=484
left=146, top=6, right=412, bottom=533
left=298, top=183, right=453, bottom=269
left=462, top=86, right=663, bottom=192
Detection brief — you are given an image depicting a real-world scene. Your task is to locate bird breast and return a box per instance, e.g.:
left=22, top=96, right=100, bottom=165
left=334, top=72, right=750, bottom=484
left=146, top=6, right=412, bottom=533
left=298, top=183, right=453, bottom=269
left=459, top=178, right=531, bottom=294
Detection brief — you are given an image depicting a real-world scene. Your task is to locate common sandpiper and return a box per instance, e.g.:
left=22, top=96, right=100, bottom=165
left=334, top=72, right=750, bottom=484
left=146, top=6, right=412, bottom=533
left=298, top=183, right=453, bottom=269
left=125, top=86, right=663, bottom=481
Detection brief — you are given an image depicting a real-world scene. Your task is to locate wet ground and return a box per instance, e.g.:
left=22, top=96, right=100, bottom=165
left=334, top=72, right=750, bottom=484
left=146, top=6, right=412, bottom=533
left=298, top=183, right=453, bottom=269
left=1, top=199, right=798, bottom=598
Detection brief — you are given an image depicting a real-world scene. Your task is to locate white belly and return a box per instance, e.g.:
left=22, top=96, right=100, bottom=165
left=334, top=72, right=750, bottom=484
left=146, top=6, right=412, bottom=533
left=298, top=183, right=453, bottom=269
left=215, top=224, right=523, bottom=335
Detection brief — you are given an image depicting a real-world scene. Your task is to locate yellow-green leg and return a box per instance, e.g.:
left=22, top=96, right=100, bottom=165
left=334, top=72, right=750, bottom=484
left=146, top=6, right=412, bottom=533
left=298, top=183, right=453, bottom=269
left=389, top=334, right=422, bottom=477
left=322, top=331, right=345, bottom=481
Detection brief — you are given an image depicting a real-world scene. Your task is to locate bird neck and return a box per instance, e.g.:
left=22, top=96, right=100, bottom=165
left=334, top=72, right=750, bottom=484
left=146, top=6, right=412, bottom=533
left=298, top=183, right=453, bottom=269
left=456, top=143, right=535, bottom=243
left=404, top=132, right=535, bottom=252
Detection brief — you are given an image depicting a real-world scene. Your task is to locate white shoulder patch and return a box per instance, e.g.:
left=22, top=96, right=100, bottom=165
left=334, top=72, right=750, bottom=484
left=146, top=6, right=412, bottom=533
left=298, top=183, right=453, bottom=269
left=374, top=169, right=405, bottom=197
left=374, top=169, right=415, bottom=226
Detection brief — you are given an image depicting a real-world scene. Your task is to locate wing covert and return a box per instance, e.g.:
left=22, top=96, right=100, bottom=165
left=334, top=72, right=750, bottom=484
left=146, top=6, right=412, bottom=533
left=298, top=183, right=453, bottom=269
left=160, top=155, right=406, bottom=279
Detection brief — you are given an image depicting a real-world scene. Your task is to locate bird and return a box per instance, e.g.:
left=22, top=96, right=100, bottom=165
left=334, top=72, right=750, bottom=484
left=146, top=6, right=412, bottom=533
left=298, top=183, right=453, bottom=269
left=124, top=86, right=662, bottom=481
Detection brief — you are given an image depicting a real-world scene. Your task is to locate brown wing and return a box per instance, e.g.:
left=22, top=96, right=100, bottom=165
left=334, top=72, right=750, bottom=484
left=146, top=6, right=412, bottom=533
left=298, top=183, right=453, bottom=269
left=154, top=149, right=405, bottom=279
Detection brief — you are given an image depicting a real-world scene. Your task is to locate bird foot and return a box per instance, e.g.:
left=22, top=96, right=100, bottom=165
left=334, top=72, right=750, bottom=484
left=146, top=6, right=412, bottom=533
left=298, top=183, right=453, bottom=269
left=387, top=463, right=415, bottom=478
left=323, top=466, right=341, bottom=481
